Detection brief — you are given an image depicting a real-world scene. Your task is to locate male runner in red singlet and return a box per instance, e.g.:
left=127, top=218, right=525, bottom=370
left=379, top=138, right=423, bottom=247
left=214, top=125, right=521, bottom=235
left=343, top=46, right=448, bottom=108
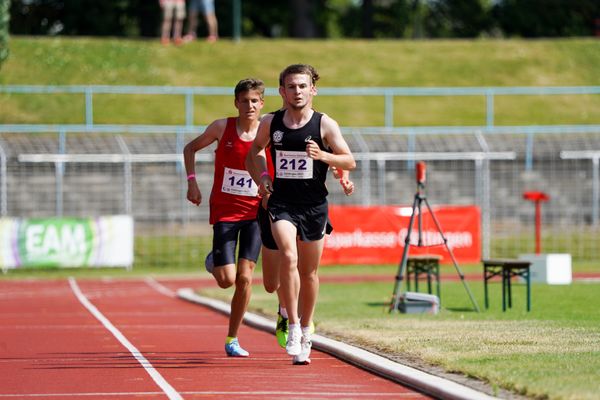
left=248, top=64, right=356, bottom=365
left=183, top=78, right=265, bottom=357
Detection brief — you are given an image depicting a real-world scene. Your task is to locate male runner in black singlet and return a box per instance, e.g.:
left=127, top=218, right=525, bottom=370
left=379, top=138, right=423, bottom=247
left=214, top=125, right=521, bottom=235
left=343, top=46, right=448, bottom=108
left=248, top=64, right=356, bottom=365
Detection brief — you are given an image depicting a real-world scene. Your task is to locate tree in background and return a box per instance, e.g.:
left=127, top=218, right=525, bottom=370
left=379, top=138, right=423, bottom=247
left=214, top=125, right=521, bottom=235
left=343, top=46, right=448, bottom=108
left=6, top=0, right=600, bottom=39
left=424, top=0, right=491, bottom=38
left=9, top=0, right=161, bottom=37
left=337, top=0, right=411, bottom=38
left=492, top=0, right=600, bottom=37
left=0, top=0, right=8, bottom=69
left=291, top=0, right=318, bottom=37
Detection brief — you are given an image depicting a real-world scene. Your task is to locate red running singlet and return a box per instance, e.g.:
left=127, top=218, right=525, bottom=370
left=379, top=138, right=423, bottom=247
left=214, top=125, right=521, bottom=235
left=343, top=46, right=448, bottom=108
left=209, top=117, right=261, bottom=224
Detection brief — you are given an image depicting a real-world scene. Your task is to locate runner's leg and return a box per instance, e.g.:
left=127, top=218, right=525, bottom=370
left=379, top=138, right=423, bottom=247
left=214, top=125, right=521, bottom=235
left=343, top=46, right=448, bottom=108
left=297, top=238, right=324, bottom=329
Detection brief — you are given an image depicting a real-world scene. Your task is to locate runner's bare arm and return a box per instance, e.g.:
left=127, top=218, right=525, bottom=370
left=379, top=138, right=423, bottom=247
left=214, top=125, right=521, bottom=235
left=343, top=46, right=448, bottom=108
left=245, top=147, right=270, bottom=198
left=183, top=118, right=226, bottom=206
left=306, top=114, right=355, bottom=171
left=245, top=147, right=266, bottom=184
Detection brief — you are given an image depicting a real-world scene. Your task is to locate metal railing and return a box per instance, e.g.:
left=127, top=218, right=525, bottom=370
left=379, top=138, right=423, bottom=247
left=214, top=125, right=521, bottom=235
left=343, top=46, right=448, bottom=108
left=2, top=84, right=599, bottom=128
left=560, top=150, right=600, bottom=224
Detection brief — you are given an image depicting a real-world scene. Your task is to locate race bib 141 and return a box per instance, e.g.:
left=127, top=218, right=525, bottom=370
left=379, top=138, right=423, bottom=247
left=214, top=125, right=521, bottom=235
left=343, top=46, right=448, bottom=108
left=222, top=167, right=258, bottom=196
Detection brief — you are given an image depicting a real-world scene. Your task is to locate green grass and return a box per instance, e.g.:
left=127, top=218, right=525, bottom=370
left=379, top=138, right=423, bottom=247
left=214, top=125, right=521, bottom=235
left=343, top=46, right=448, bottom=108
left=200, top=273, right=600, bottom=400
left=129, top=233, right=600, bottom=273
left=1, top=37, right=599, bottom=126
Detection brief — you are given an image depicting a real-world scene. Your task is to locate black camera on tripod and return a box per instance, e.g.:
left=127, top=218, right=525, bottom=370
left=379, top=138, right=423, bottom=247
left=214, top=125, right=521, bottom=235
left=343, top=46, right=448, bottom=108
left=389, top=160, right=480, bottom=313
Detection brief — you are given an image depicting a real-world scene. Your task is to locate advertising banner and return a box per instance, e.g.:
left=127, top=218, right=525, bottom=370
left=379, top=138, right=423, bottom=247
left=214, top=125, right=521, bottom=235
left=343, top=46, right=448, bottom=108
left=0, top=215, right=134, bottom=270
left=322, top=205, right=480, bottom=265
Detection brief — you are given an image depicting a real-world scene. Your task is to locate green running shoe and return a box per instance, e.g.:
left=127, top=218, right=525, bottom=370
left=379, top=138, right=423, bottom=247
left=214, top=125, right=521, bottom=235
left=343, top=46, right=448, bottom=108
left=275, top=312, right=288, bottom=349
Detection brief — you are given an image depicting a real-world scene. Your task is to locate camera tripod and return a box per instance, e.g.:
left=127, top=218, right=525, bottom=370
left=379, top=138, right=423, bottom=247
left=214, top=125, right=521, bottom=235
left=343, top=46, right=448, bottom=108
left=389, top=162, right=480, bottom=313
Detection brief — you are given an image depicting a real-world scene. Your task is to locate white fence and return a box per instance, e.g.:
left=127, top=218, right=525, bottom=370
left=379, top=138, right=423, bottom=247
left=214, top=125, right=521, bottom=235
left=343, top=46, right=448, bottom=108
left=2, top=126, right=600, bottom=265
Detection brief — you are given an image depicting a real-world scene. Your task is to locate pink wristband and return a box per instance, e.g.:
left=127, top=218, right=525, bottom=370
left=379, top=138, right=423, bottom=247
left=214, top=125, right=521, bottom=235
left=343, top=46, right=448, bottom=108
left=260, top=171, right=270, bottom=179
left=187, top=173, right=196, bottom=180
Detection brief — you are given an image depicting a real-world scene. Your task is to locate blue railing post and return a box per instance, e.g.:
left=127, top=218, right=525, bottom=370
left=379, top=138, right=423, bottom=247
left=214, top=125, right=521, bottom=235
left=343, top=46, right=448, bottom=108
left=56, top=128, right=66, bottom=216
left=525, top=131, right=534, bottom=171
left=384, top=89, right=394, bottom=128
left=593, top=156, right=599, bottom=225
left=85, top=87, right=94, bottom=126
left=176, top=128, right=185, bottom=174
left=407, top=130, right=415, bottom=170
left=185, top=90, right=194, bottom=127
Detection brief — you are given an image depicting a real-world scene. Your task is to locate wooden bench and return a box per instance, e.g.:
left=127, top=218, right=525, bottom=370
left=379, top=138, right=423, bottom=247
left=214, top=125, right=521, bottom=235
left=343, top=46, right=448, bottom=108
left=406, top=255, right=442, bottom=301
left=482, top=259, right=532, bottom=311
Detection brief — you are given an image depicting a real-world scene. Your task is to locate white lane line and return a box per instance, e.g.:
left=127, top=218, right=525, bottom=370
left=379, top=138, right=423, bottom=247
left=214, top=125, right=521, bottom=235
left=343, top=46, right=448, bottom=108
left=67, top=277, right=183, bottom=400
left=143, top=277, right=177, bottom=298
left=0, top=324, right=208, bottom=330
left=0, top=393, right=165, bottom=398
left=0, top=391, right=412, bottom=398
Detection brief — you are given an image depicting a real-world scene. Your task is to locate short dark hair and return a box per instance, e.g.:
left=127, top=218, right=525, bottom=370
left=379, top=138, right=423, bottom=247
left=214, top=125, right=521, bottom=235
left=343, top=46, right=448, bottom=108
left=278, top=64, right=320, bottom=87
left=234, top=78, right=265, bottom=99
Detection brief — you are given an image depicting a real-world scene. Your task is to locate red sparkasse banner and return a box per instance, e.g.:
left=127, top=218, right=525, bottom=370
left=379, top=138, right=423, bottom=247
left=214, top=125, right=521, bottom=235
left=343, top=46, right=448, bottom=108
left=322, top=205, right=480, bottom=265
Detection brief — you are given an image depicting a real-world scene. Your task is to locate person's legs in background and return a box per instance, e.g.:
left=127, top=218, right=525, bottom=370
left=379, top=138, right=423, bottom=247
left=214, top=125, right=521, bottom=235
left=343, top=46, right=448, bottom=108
left=172, top=1, right=186, bottom=45
left=160, top=0, right=185, bottom=45
left=160, top=0, right=175, bottom=45
left=183, top=0, right=217, bottom=42
left=183, top=0, right=200, bottom=42
left=202, top=0, right=218, bottom=42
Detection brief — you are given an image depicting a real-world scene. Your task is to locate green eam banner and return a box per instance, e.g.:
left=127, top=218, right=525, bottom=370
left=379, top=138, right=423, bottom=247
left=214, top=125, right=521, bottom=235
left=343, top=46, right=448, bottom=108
left=0, top=215, right=134, bottom=270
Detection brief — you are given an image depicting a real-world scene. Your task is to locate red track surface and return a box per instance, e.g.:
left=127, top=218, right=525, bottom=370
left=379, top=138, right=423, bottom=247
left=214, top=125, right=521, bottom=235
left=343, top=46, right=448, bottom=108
left=0, top=278, right=431, bottom=400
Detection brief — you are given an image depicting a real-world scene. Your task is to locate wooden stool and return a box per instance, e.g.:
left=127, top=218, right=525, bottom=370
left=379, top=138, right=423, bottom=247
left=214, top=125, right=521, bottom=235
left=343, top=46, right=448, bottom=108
left=406, top=255, right=442, bottom=301
left=482, top=259, right=532, bottom=311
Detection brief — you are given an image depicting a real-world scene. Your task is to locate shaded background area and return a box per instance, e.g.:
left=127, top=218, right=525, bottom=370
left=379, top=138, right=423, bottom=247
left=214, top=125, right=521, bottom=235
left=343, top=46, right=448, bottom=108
left=7, top=0, right=600, bottom=39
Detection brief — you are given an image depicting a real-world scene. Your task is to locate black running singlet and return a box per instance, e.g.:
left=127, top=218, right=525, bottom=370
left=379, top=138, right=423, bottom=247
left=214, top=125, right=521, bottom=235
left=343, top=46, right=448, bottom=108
left=269, top=109, right=329, bottom=205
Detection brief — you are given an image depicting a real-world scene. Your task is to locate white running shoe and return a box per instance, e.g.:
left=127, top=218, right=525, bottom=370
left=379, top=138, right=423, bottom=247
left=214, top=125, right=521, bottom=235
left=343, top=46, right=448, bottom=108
left=292, top=332, right=312, bottom=365
left=286, top=325, right=302, bottom=356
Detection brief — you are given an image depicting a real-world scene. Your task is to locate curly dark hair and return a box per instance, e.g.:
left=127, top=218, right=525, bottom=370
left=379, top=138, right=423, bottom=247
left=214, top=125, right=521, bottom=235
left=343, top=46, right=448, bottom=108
left=278, top=64, right=320, bottom=87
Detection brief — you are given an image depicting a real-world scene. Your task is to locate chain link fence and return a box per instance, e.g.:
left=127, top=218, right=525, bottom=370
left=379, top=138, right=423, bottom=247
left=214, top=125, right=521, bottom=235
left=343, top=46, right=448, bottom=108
left=1, top=125, right=599, bottom=267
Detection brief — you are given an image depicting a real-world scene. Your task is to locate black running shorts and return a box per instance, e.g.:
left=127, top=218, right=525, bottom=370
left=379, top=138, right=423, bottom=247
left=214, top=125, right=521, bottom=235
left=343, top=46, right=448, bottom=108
left=267, top=198, right=329, bottom=242
left=258, top=205, right=278, bottom=250
left=211, top=219, right=261, bottom=267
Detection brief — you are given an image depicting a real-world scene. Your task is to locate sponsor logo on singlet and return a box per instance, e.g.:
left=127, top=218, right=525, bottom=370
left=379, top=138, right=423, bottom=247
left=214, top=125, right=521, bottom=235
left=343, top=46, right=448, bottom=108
left=273, top=130, right=284, bottom=145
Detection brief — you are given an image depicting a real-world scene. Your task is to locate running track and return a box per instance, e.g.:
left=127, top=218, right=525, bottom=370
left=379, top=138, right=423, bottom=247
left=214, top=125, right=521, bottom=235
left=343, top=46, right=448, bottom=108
left=0, top=278, right=432, bottom=400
